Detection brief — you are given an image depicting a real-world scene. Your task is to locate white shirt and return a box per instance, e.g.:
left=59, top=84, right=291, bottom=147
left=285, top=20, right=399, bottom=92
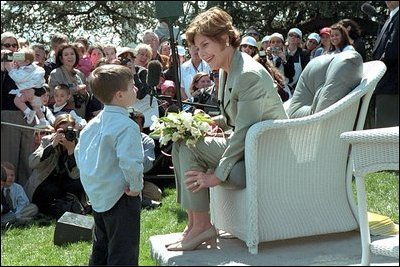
left=179, top=59, right=211, bottom=98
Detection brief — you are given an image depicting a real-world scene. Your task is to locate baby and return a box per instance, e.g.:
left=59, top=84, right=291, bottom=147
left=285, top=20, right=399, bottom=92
left=6, top=47, right=49, bottom=128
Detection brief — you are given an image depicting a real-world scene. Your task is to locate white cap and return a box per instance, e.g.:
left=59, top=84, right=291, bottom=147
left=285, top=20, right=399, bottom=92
left=288, top=28, right=303, bottom=39
left=269, top=32, right=284, bottom=42
left=307, top=33, right=321, bottom=44
left=240, top=36, right=257, bottom=47
left=261, top=35, right=271, bottom=43
left=117, top=47, right=135, bottom=58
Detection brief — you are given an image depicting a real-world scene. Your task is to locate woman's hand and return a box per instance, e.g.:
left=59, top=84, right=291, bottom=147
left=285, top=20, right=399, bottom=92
left=76, top=84, right=87, bottom=95
left=185, top=169, right=222, bottom=193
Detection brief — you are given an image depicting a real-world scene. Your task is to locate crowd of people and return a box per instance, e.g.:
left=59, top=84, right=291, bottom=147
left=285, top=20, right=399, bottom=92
left=1, top=1, right=398, bottom=265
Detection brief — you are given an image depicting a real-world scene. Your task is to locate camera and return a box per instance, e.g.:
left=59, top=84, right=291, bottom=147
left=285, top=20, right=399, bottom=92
left=61, top=126, right=77, bottom=142
left=258, top=50, right=266, bottom=58
left=271, top=47, right=280, bottom=53
left=73, top=93, right=86, bottom=109
left=1, top=51, right=25, bottom=62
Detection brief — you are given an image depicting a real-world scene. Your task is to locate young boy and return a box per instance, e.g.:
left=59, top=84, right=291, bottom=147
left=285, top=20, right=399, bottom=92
left=75, top=64, right=144, bottom=266
left=1, top=161, right=39, bottom=228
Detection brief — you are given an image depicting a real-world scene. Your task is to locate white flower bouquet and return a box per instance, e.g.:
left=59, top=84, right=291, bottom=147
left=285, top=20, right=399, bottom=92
left=149, top=111, right=214, bottom=148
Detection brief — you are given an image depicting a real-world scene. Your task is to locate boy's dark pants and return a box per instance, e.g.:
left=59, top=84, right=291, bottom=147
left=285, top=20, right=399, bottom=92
left=89, top=194, right=141, bottom=266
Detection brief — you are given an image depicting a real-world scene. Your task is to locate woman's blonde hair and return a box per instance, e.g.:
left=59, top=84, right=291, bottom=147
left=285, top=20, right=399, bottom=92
left=185, top=7, right=241, bottom=48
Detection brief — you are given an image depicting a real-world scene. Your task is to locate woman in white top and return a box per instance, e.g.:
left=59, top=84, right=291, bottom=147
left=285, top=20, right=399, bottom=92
left=329, top=23, right=355, bottom=54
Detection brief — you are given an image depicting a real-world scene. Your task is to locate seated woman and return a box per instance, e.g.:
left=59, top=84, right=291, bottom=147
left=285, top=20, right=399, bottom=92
left=24, top=113, right=87, bottom=218
left=167, top=7, right=287, bottom=251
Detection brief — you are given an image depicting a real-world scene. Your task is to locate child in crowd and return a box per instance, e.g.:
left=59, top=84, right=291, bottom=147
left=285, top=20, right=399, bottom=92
left=5, top=47, right=49, bottom=128
left=75, top=64, right=144, bottom=265
left=159, top=79, right=179, bottom=115
left=103, top=44, right=117, bottom=63
left=129, top=110, right=162, bottom=209
left=1, top=161, right=39, bottom=228
left=39, top=84, right=56, bottom=126
left=51, top=84, right=87, bottom=130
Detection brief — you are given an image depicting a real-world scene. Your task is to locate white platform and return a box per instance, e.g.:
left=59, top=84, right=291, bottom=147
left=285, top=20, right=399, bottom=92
left=150, top=231, right=399, bottom=266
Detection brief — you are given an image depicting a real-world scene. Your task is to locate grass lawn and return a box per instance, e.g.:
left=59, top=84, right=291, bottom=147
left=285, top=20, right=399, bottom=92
left=1, top=171, right=398, bottom=266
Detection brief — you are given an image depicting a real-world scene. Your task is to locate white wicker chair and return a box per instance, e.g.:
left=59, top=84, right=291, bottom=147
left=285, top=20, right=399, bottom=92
left=210, top=60, right=387, bottom=254
left=341, top=126, right=399, bottom=265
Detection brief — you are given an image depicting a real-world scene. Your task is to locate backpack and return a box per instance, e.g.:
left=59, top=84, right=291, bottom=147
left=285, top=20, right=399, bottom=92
left=49, top=193, right=86, bottom=219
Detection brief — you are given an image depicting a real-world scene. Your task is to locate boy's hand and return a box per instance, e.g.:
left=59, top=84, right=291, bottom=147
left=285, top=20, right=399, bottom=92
left=124, top=187, right=140, bottom=197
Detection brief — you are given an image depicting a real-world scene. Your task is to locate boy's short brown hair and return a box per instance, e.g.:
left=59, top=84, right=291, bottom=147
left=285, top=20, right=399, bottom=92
left=54, top=84, right=71, bottom=95
left=88, top=64, right=133, bottom=104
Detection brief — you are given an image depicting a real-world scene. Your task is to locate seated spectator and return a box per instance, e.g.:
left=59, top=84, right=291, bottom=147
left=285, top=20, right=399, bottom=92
left=1, top=161, right=39, bottom=227
left=24, top=114, right=87, bottom=218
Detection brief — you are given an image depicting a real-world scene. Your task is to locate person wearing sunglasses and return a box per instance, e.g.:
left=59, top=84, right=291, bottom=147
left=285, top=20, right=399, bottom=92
left=285, top=27, right=310, bottom=94
left=1, top=31, right=37, bottom=187
left=239, top=36, right=258, bottom=57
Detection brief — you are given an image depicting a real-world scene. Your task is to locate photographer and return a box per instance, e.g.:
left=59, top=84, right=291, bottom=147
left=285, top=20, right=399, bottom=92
left=24, top=113, right=87, bottom=218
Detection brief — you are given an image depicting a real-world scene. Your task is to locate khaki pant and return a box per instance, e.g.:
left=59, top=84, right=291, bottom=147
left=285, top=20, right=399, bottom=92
left=172, top=137, right=227, bottom=212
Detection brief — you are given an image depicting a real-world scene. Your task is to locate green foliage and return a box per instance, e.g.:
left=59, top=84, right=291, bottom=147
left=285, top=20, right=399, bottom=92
left=1, top=1, right=387, bottom=52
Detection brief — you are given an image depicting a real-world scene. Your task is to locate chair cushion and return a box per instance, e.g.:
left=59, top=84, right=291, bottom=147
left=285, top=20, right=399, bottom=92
left=287, top=50, right=363, bottom=118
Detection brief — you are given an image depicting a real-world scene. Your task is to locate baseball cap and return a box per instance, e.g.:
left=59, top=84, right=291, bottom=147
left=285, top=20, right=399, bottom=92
left=240, top=36, right=257, bottom=47
left=319, top=27, right=331, bottom=36
left=288, top=28, right=302, bottom=39
left=161, top=80, right=175, bottom=94
left=261, top=35, right=271, bottom=43
left=269, top=32, right=284, bottom=42
left=307, top=33, right=321, bottom=44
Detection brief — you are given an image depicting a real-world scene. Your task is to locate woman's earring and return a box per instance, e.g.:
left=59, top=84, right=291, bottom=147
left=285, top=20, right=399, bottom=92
left=226, top=42, right=230, bottom=47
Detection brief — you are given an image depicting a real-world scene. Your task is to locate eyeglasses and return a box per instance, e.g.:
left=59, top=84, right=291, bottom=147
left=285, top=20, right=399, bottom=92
left=289, top=34, right=300, bottom=38
left=241, top=44, right=254, bottom=49
left=2, top=43, right=18, bottom=48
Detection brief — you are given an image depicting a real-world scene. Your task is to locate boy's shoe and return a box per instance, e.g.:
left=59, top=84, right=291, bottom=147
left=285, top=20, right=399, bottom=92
left=35, top=120, right=50, bottom=129
left=24, top=110, right=36, bottom=124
